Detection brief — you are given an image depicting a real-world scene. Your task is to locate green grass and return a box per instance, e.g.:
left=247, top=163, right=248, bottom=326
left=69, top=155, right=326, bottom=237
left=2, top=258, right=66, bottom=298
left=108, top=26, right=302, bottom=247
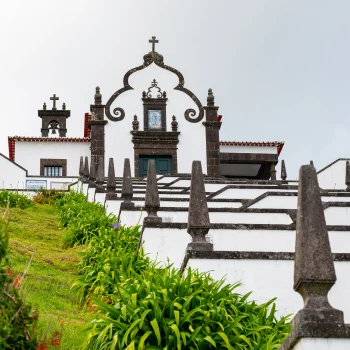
left=5, top=204, right=94, bottom=349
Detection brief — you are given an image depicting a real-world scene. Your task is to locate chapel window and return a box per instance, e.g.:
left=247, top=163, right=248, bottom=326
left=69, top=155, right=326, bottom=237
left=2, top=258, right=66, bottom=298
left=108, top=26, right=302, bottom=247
left=44, top=166, right=63, bottom=177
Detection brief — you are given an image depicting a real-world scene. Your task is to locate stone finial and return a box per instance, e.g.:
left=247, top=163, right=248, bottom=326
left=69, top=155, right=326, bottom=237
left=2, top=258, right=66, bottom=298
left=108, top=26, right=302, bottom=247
left=281, top=160, right=287, bottom=181
left=270, top=163, right=277, bottom=180
left=280, top=165, right=345, bottom=349
left=207, top=88, right=215, bottom=106
left=345, top=161, right=350, bottom=192
left=295, top=166, right=343, bottom=321
left=310, top=160, right=314, bottom=167
left=187, top=161, right=213, bottom=251
left=62, top=103, right=66, bottom=110
left=162, top=91, right=167, bottom=98
left=79, top=156, right=84, bottom=177
left=142, top=91, right=146, bottom=98
left=94, top=86, right=102, bottom=105
left=89, top=156, right=97, bottom=187
left=144, top=160, right=161, bottom=224
left=83, top=156, right=89, bottom=180
left=106, top=158, right=118, bottom=200
left=132, top=115, right=139, bottom=131
left=120, top=158, right=134, bottom=210
left=95, top=159, right=104, bottom=189
left=43, top=102, right=47, bottom=110
left=171, top=116, right=178, bottom=132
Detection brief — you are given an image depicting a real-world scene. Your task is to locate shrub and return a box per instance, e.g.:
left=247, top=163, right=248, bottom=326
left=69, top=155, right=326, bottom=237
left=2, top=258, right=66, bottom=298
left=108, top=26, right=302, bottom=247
left=56, top=191, right=117, bottom=247
left=85, top=267, right=290, bottom=349
left=0, top=190, right=32, bottom=209
left=32, top=189, right=64, bottom=205
left=0, top=207, right=38, bottom=349
left=73, top=225, right=148, bottom=304
left=61, top=192, right=290, bottom=348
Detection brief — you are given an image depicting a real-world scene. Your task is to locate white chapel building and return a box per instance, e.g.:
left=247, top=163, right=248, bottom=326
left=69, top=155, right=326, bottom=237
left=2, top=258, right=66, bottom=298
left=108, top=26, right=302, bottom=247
left=4, top=37, right=287, bottom=189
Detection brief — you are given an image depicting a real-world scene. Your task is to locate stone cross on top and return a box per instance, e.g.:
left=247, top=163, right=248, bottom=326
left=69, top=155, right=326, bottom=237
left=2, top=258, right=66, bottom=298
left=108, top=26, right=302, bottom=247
left=149, top=36, right=159, bottom=52
left=50, top=94, right=59, bottom=110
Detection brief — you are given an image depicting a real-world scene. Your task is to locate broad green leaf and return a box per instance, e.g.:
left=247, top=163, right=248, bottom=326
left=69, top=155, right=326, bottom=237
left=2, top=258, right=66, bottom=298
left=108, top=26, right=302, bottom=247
left=150, top=318, right=161, bottom=346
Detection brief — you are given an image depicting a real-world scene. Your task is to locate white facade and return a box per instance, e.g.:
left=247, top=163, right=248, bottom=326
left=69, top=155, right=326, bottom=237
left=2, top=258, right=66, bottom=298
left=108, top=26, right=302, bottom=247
left=14, top=141, right=90, bottom=176
left=0, top=154, right=27, bottom=189
left=104, top=63, right=207, bottom=177
left=317, top=159, right=348, bottom=190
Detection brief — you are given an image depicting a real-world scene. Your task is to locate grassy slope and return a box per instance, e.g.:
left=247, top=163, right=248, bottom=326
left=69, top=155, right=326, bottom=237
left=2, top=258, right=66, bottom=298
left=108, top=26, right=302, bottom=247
left=6, top=204, right=93, bottom=349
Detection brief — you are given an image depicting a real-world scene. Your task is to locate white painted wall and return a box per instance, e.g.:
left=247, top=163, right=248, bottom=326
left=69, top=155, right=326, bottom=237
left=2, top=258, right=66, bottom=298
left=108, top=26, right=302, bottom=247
left=104, top=63, right=207, bottom=177
left=0, top=155, right=27, bottom=189
left=220, top=145, right=278, bottom=154
left=105, top=200, right=122, bottom=217
left=95, top=192, right=106, bottom=206
left=186, top=259, right=350, bottom=322
left=250, top=196, right=298, bottom=209
left=317, top=159, right=347, bottom=190
left=120, top=210, right=146, bottom=227
left=214, top=188, right=297, bottom=200
left=293, top=338, right=350, bottom=350
left=15, top=141, right=90, bottom=176
left=87, top=188, right=96, bottom=202
left=142, top=227, right=190, bottom=268
left=324, top=207, right=350, bottom=225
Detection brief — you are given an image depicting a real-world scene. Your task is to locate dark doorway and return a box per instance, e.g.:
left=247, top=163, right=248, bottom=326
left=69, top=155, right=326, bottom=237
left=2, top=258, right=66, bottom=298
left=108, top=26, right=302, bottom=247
left=139, top=156, right=172, bottom=177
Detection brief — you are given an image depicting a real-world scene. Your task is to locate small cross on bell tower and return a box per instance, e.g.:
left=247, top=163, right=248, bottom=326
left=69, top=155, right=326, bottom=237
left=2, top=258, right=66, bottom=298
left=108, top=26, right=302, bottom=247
left=38, top=93, right=70, bottom=137
left=149, top=36, right=159, bottom=52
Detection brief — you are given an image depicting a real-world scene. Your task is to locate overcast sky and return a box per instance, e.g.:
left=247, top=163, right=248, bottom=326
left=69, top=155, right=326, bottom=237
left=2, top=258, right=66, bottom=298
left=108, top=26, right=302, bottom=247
left=1, top=0, right=349, bottom=179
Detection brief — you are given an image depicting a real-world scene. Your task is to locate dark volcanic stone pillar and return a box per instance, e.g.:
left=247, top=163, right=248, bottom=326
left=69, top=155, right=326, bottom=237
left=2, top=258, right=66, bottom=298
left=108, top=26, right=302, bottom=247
left=203, top=89, right=221, bottom=177
left=90, top=87, right=108, bottom=182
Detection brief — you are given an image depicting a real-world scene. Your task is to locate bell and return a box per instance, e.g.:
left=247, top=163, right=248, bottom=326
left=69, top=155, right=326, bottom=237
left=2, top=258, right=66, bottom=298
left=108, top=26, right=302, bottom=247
left=51, top=129, right=57, bottom=134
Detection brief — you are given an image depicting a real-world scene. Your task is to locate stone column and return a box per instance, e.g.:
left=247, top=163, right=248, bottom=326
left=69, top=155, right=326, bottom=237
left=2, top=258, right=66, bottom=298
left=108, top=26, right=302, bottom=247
left=106, top=158, right=118, bottom=200
left=120, top=158, right=135, bottom=210
left=90, top=87, right=108, bottom=182
left=280, top=165, right=348, bottom=350
left=345, top=161, right=350, bottom=192
left=144, top=160, right=161, bottom=224
left=270, top=163, right=277, bottom=180
left=186, top=161, right=213, bottom=251
left=202, top=89, right=221, bottom=177
left=281, top=159, right=287, bottom=181
left=82, top=156, right=89, bottom=183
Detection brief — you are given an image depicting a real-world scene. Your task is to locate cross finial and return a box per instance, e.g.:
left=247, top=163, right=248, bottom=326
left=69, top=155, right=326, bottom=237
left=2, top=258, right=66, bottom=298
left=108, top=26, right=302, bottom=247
left=149, top=36, right=159, bottom=52
left=50, top=94, right=59, bottom=110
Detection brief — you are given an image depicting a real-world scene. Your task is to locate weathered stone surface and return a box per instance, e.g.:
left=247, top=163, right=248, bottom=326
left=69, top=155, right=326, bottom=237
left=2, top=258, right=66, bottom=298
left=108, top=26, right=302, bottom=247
left=89, top=156, right=97, bottom=188
left=79, top=156, right=84, bottom=177
left=144, top=160, right=162, bottom=223
left=270, top=163, right=276, bottom=180
left=280, top=164, right=346, bottom=350
left=121, top=158, right=134, bottom=210
left=95, top=155, right=105, bottom=193
left=82, top=156, right=89, bottom=183
left=106, top=158, right=118, bottom=200
left=187, top=161, right=213, bottom=251
left=281, top=159, right=287, bottom=181
left=346, top=161, right=350, bottom=192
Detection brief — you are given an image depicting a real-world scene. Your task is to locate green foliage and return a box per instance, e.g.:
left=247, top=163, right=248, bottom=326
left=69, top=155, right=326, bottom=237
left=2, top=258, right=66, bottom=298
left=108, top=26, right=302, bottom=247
left=32, top=188, right=65, bottom=205
left=0, top=190, right=32, bottom=209
left=57, top=192, right=291, bottom=349
left=73, top=225, right=149, bottom=304
left=56, top=191, right=117, bottom=247
left=0, top=207, right=38, bottom=349
left=85, top=268, right=290, bottom=349
left=8, top=204, right=94, bottom=349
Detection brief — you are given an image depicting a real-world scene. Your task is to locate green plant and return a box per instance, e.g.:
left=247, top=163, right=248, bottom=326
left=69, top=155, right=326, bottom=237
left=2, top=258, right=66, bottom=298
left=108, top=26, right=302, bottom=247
left=61, top=192, right=291, bottom=349
left=0, top=190, right=32, bottom=209
left=73, top=225, right=148, bottom=304
left=56, top=191, right=116, bottom=247
left=32, top=189, right=65, bottom=205
left=0, top=207, right=38, bottom=349
left=84, top=267, right=290, bottom=349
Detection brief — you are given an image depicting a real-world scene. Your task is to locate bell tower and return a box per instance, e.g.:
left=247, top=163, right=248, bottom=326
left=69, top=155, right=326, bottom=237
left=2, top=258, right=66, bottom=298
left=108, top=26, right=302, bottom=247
left=38, top=94, right=70, bottom=137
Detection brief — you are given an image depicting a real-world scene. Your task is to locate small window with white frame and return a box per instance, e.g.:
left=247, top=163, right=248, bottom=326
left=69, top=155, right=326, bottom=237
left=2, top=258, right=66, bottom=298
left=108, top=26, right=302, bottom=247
left=44, top=166, right=62, bottom=177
